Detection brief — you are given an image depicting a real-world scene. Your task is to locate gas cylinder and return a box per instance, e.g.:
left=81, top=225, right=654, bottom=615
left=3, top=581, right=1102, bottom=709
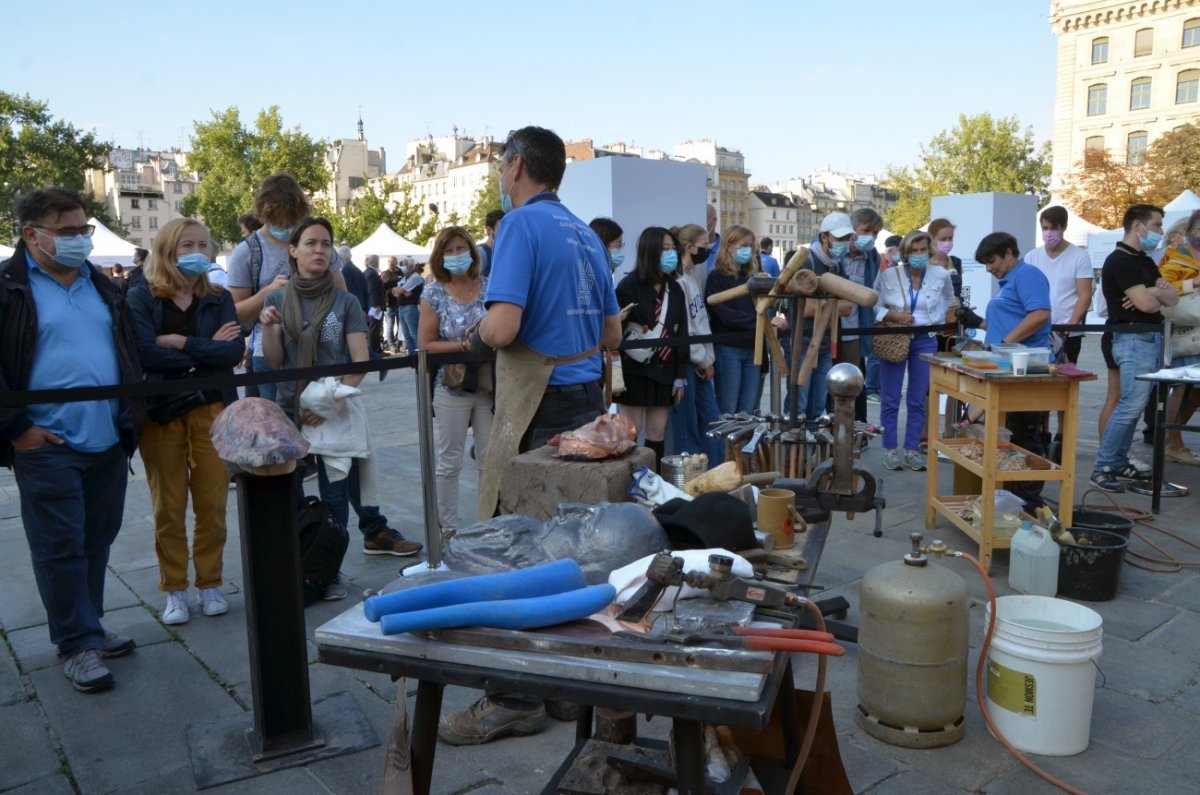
left=856, top=533, right=969, bottom=748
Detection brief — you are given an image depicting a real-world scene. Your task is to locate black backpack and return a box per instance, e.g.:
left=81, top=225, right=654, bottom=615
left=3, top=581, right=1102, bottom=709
left=297, top=496, right=349, bottom=606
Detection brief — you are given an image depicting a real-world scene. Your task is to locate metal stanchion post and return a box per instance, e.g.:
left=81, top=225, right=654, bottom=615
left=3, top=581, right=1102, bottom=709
left=416, top=349, right=442, bottom=567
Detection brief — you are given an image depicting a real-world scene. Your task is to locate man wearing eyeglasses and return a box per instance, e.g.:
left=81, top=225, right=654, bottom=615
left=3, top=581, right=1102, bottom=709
left=0, top=187, right=144, bottom=694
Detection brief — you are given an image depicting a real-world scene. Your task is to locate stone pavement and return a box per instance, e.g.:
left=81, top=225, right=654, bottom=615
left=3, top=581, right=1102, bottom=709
left=1, top=344, right=1199, bottom=794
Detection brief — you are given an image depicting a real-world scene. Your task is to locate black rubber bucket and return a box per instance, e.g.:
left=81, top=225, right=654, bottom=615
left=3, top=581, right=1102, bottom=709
left=1070, top=509, right=1133, bottom=540
left=1058, top=528, right=1128, bottom=602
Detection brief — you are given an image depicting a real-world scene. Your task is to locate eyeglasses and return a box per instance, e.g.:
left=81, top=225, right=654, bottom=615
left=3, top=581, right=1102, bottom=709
left=34, top=224, right=96, bottom=238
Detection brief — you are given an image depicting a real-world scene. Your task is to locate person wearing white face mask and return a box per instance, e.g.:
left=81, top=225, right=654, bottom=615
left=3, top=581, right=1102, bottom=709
left=127, top=218, right=244, bottom=627
left=1, top=187, right=145, bottom=693
left=417, top=226, right=494, bottom=530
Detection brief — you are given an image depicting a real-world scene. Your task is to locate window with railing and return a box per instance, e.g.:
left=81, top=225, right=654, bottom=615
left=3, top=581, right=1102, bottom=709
left=149, top=216, right=158, bottom=230
left=131, top=216, right=142, bottom=230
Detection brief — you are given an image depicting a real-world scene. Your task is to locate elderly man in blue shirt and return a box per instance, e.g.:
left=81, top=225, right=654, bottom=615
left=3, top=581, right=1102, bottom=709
left=0, top=188, right=144, bottom=693
left=976, top=231, right=1052, bottom=509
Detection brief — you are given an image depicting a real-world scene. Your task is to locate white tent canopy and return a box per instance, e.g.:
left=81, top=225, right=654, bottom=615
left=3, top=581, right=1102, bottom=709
left=1032, top=205, right=1107, bottom=249
left=1165, top=188, right=1200, bottom=230
left=87, top=217, right=138, bottom=268
left=0, top=243, right=14, bottom=260
left=349, top=223, right=431, bottom=265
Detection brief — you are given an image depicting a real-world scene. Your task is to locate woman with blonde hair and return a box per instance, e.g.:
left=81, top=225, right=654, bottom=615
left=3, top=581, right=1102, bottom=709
left=704, top=225, right=763, bottom=414
left=873, top=229, right=956, bottom=472
left=418, top=226, right=493, bottom=529
left=127, top=218, right=244, bottom=625
left=669, top=222, right=723, bottom=462
left=1155, top=209, right=1200, bottom=463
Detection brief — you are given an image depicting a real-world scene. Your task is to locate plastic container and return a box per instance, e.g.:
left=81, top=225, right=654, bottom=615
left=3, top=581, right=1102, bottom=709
left=991, top=343, right=1051, bottom=373
left=1058, top=528, right=1128, bottom=602
left=1009, top=523, right=1059, bottom=597
left=1070, top=510, right=1133, bottom=540
left=962, top=350, right=1000, bottom=369
left=985, top=595, right=1103, bottom=756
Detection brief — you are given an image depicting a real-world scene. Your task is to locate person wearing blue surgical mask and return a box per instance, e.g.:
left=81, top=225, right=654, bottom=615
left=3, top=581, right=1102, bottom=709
left=705, top=225, right=765, bottom=414
left=614, top=227, right=689, bottom=471
left=589, top=217, right=625, bottom=273
left=6, top=187, right=146, bottom=693
left=227, top=173, right=345, bottom=401
left=872, top=230, right=956, bottom=473
left=417, top=226, right=493, bottom=531
left=833, top=208, right=884, bottom=420
left=126, top=218, right=245, bottom=629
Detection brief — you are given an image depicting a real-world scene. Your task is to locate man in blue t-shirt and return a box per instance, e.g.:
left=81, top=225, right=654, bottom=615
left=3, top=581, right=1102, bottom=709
left=759, top=236, right=781, bottom=278
left=479, top=126, right=621, bottom=444
left=976, top=231, right=1052, bottom=508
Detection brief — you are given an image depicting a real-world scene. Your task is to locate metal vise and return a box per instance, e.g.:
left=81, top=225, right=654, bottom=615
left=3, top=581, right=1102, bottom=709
left=773, top=363, right=886, bottom=535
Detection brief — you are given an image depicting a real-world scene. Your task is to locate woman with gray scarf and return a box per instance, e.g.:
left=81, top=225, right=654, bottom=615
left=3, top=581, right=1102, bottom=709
left=260, top=218, right=420, bottom=584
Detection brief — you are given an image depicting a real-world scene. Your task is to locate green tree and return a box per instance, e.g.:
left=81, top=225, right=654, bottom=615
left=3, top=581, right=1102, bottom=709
left=883, top=113, right=1051, bottom=234
left=1145, top=122, right=1200, bottom=204
left=0, top=92, right=118, bottom=237
left=319, top=179, right=438, bottom=246
left=183, top=106, right=325, bottom=245
left=1059, top=149, right=1150, bottom=229
left=463, top=171, right=500, bottom=240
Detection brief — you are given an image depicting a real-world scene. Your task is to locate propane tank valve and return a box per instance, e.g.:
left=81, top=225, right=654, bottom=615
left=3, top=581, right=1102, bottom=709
left=904, top=532, right=928, bottom=567
left=927, top=539, right=949, bottom=559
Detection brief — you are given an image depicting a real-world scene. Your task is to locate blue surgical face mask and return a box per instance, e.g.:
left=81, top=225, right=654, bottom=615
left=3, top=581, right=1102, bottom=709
left=855, top=234, right=875, bottom=253
left=443, top=252, right=473, bottom=275
left=36, top=229, right=93, bottom=269
left=498, top=161, right=514, bottom=213
left=267, top=224, right=294, bottom=243
left=1139, top=227, right=1163, bottom=251
left=176, top=252, right=211, bottom=276
left=734, top=246, right=754, bottom=265
left=609, top=248, right=625, bottom=271
left=829, top=241, right=851, bottom=259
left=660, top=250, right=679, bottom=274
left=908, top=253, right=930, bottom=269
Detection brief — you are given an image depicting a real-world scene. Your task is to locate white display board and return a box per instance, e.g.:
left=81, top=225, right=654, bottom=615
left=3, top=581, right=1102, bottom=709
left=558, top=158, right=708, bottom=280
left=930, top=193, right=1038, bottom=318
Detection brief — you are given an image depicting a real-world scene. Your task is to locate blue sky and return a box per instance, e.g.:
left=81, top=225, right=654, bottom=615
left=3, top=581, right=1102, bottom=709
left=7, top=0, right=1057, bottom=185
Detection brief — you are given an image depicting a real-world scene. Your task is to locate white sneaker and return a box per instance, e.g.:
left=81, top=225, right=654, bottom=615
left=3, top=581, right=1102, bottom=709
left=198, top=587, right=229, bottom=617
left=162, top=591, right=190, bottom=625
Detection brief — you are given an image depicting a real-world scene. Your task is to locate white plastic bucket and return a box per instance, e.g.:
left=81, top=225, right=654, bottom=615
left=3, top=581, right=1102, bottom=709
left=983, top=595, right=1103, bottom=756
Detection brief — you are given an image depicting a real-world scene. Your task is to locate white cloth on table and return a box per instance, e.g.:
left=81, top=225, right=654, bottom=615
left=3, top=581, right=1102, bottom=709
left=609, top=549, right=753, bottom=612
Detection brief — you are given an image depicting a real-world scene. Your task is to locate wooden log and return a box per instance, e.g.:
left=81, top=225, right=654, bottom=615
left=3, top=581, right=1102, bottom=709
left=765, top=323, right=789, bottom=377
left=816, top=271, right=879, bottom=307
left=788, top=268, right=820, bottom=296
left=798, top=300, right=833, bottom=387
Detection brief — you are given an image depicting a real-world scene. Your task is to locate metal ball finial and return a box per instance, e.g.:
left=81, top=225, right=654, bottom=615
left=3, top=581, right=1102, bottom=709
left=826, top=363, right=864, bottom=397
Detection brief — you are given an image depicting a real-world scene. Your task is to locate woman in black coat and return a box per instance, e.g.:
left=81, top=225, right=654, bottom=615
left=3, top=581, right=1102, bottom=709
left=615, top=226, right=688, bottom=470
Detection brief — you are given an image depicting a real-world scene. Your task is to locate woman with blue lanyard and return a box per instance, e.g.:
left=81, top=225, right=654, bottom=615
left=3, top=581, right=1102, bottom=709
left=873, top=230, right=956, bottom=471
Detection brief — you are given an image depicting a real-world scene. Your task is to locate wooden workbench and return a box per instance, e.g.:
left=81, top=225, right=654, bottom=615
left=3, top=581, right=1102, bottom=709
left=922, top=353, right=1096, bottom=571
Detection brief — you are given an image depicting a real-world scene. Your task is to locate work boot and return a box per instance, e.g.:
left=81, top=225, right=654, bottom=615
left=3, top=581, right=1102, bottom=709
left=437, top=696, right=547, bottom=746
left=545, top=699, right=580, bottom=722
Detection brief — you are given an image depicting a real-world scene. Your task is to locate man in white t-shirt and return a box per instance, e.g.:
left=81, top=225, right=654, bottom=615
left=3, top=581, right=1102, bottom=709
left=1025, top=205, right=1093, bottom=365
left=1024, top=205, right=1094, bottom=461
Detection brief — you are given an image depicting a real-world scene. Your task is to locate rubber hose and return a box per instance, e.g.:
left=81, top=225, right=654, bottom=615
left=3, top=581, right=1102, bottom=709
left=379, top=583, right=617, bottom=635
left=363, top=558, right=587, bottom=622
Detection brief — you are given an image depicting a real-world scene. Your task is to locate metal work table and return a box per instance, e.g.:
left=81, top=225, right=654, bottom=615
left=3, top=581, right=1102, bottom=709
left=316, top=605, right=800, bottom=794
left=922, top=354, right=1095, bottom=570
left=1138, top=371, right=1200, bottom=512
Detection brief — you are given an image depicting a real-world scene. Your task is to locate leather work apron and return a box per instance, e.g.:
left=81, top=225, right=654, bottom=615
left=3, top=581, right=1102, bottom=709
left=476, top=341, right=601, bottom=521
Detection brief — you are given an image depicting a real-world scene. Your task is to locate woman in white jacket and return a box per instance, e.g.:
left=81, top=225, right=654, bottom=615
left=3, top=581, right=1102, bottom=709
left=873, top=230, right=957, bottom=471
left=668, top=223, right=724, bottom=463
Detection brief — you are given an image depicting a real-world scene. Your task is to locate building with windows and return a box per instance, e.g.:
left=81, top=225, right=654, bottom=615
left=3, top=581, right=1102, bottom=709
left=672, top=140, right=750, bottom=228
left=84, top=148, right=200, bottom=249
left=748, top=191, right=801, bottom=256
left=769, top=169, right=898, bottom=242
left=1049, top=0, right=1200, bottom=189
left=375, top=130, right=502, bottom=223
left=322, top=117, right=386, bottom=211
